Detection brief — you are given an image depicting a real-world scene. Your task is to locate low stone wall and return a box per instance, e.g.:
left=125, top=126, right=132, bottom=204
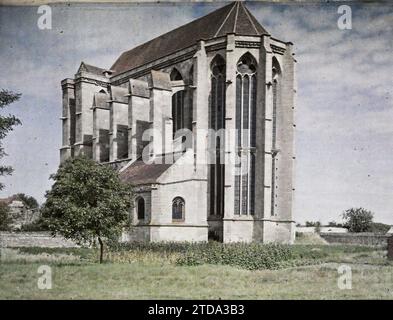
left=320, top=232, right=390, bottom=247
left=0, top=232, right=78, bottom=248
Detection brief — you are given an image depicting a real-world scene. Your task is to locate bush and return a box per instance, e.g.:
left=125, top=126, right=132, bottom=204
left=175, top=242, right=294, bottom=270
left=107, top=241, right=333, bottom=270
left=20, top=218, right=48, bottom=231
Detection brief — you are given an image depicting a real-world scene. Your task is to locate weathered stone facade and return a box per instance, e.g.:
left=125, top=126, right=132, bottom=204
left=60, top=2, right=296, bottom=243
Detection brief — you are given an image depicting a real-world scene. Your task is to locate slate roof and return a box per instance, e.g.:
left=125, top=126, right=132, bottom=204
left=78, top=62, right=107, bottom=75
left=120, top=160, right=172, bottom=186
left=111, top=1, right=268, bottom=75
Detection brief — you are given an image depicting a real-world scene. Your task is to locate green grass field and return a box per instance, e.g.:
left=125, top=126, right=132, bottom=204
left=1, top=242, right=392, bottom=299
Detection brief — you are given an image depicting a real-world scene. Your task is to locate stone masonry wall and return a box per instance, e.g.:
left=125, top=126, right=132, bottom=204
left=320, top=232, right=389, bottom=247
left=0, top=232, right=78, bottom=248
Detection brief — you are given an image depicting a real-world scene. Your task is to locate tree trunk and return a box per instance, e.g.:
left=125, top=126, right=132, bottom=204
left=98, top=236, right=104, bottom=264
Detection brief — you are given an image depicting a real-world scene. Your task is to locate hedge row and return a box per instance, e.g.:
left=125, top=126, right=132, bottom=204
left=109, top=241, right=297, bottom=270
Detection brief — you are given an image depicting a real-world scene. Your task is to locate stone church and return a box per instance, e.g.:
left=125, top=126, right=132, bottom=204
left=60, top=2, right=296, bottom=243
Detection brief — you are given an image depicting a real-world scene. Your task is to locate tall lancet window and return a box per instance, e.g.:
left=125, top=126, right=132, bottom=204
left=171, top=68, right=185, bottom=138
left=209, top=55, right=226, bottom=216
left=234, top=53, right=257, bottom=216
left=271, top=57, right=281, bottom=216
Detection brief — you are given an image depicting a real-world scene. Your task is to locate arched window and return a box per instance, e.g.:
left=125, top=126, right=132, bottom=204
left=136, top=197, right=145, bottom=220
left=209, top=55, right=226, bottom=217
left=172, top=197, right=185, bottom=221
left=271, top=57, right=282, bottom=216
left=172, top=91, right=184, bottom=138
left=234, top=53, right=257, bottom=216
left=171, top=68, right=185, bottom=138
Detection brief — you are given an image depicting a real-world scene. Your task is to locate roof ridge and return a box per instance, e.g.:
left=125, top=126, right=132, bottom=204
left=112, top=2, right=235, bottom=65
left=240, top=1, right=259, bottom=35
left=111, top=2, right=270, bottom=75
left=214, top=1, right=237, bottom=38
left=233, top=1, right=240, bottom=33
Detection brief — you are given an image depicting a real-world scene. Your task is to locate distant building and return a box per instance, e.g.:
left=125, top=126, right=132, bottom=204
left=60, top=2, right=296, bottom=243
left=0, top=196, right=40, bottom=230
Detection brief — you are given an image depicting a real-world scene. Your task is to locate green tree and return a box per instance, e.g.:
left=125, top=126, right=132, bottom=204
left=42, top=157, right=132, bottom=263
left=0, top=202, right=11, bottom=231
left=342, top=207, right=374, bottom=233
left=15, top=193, right=39, bottom=209
left=0, top=89, right=21, bottom=190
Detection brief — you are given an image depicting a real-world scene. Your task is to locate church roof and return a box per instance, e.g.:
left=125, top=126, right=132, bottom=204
left=120, top=160, right=172, bottom=186
left=111, top=1, right=268, bottom=75
left=78, top=62, right=107, bottom=75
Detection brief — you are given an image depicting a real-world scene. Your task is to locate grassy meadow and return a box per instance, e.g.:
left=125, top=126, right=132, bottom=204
left=1, top=238, right=393, bottom=299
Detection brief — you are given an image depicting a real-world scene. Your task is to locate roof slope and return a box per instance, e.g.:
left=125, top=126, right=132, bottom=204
left=111, top=1, right=268, bottom=75
left=120, top=160, right=172, bottom=186
left=78, top=62, right=107, bottom=75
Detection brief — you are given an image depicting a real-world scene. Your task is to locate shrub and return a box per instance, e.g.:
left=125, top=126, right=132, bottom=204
left=107, top=241, right=333, bottom=271
left=20, top=218, right=48, bottom=231
left=176, top=242, right=294, bottom=270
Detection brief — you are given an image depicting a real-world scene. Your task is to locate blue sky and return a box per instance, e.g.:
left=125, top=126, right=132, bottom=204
left=0, top=1, right=392, bottom=224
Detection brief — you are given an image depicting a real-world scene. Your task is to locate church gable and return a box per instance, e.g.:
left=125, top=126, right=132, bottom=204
left=77, top=61, right=107, bottom=76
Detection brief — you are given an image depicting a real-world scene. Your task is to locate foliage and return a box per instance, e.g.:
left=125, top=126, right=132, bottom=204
left=327, top=221, right=344, bottom=228
left=370, top=222, right=391, bottom=234
left=0, top=202, right=12, bottom=231
left=305, top=221, right=320, bottom=227
left=15, top=193, right=39, bottom=209
left=110, top=241, right=295, bottom=270
left=108, top=241, right=387, bottom=270
left=176, top=242, right=294, bottom=270
left=0, top=89, right=21, bottom=191
left=41, top=156, right=133, bottom=263
left=342, top=207, right=374, bottom=233
left=20, top=217, right=48, bottom=231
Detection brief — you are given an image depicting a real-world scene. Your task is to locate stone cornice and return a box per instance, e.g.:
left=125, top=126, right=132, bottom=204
left=271, top=44, right=286, bottom=55
left=74, top=76, right=109, bottom=88
left=235, top=40, right=261, bottom=49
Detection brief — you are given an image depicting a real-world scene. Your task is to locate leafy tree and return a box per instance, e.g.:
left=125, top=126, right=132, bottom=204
left=42, top=156, right=132, bottom=263
left=15, top=193, right=39, bottom=209
left=342, top=207, right=374, bottom=233
left=0, top=202, right=11, bottom=231
left=0, top=89, right=21, bottom=190
left=305, top=221, right=319, bottom=227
